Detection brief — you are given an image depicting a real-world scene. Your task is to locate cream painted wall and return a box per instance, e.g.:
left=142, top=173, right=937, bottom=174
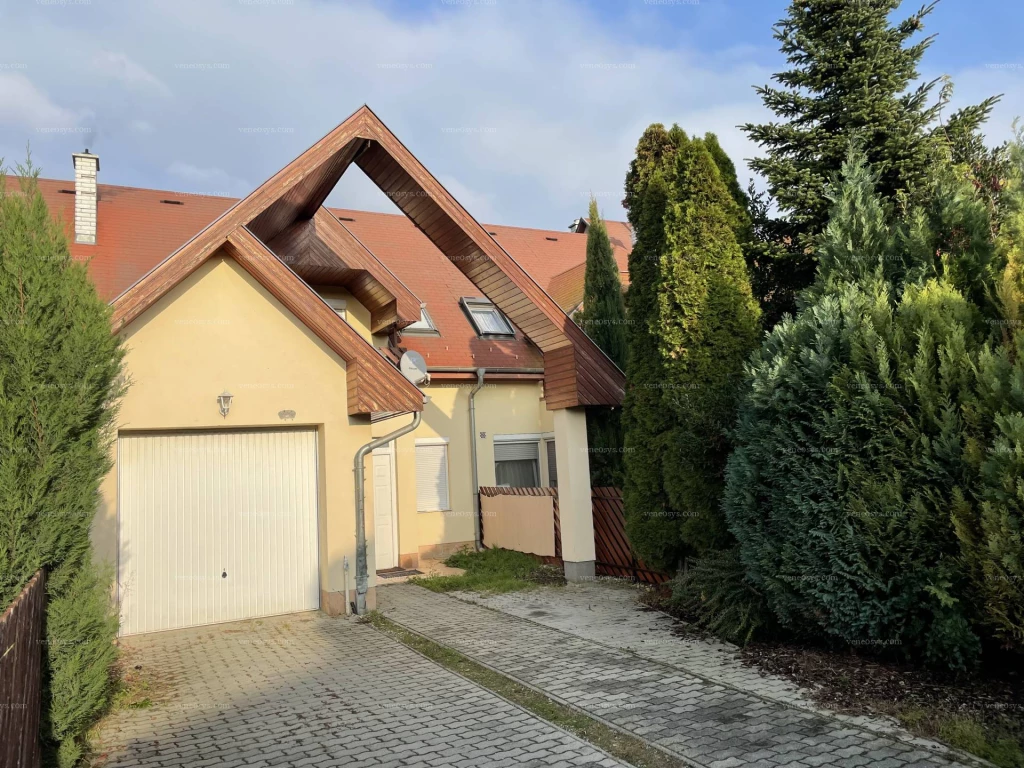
left=312, top=285, right=371, bottom=343
left=96, top=257, right=376, bottom=612
left=373, top=379, right=549, bottom=560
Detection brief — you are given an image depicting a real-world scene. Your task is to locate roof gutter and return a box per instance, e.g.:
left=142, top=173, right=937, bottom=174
left=352, top=409, right=422, bottom=615
left=469, top=368, right=486, bottom=552
left=430, top=367, right=544, bottom=375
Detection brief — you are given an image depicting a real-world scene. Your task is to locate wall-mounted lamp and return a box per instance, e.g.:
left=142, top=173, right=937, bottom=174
left=217, top=391, right=233, bottom=418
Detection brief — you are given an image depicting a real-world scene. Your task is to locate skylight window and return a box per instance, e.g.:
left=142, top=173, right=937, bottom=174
left=462, top=298, right=514, bottom=337
left=404, top=306, right=437, bottom=334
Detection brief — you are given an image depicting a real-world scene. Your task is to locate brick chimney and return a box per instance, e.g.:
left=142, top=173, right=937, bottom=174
left=72, top=150, right=99, bottom=245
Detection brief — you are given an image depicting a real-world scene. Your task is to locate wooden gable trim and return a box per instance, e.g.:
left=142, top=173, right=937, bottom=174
left=110, top=104, right=622, bottom=409
left=223, top=229, right=423, bottom=415
left=352, top=109, right=624, bottom=408
left=268, top=209, right=422, bottom=334
left=111, top=106, right=375, bottom=328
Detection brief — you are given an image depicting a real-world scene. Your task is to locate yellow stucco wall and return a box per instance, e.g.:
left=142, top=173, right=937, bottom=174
left=95, top=257, right=376, bottom=614
left=373, top=379, right=551, bottom=562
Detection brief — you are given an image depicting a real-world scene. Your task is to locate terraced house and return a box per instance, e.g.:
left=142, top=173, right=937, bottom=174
left=22, top=106, right=629, bottom=634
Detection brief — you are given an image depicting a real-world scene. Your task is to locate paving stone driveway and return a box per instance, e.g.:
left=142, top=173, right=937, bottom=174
left=458, top=580, right=952, bottom=750
left=379, top=584, right=976, bottom=768
left=93, top=612, right=628, bottom=768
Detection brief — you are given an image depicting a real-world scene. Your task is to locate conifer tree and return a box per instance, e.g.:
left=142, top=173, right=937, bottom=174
left=724, top=151, right=996, bottom=671
left=0, top=166, right=124, bottom=765
left=623, top=172, right=676, bottom=567
left=744, top=0, right=942, bottom=249
left=742, top=0, right=997, bottom=326
left=576, top=198, right=627, bottom=486
left=621, top=126, right=760, bottom=569
left=659, top=139, right=762, bottom=556
left=576, top=198, right=627, bottom=369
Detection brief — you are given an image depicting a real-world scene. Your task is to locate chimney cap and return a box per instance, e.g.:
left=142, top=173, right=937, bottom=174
left=72, top=150, right=100, bottom=172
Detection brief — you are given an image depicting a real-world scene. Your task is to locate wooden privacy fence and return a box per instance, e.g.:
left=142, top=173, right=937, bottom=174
left=1, top=569, right=46, bottom=768
left=479, top=486, right=667, bottom=584
left=480, top=487, right=562, bottom=563
left=590, top=488, right=668, bottom=585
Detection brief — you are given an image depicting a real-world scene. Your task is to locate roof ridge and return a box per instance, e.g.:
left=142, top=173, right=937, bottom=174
left=26, top=176, right=630, bottom=234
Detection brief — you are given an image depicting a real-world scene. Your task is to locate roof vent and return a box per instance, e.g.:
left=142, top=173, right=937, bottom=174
left=337, top=216, right=355, bottom=222
left=545, top=236, right=558, bottom=242
left=159, top=199, right=184, bottom=206
left=58, top=188, right=75, bottom=195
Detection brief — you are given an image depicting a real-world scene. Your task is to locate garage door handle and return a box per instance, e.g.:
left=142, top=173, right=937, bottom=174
left=222, top=570, right=227, bottom=579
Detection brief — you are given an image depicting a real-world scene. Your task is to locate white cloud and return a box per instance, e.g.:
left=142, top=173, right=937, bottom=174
left=0, top=73, right=80, bottom=133
left=93, top=52, right=171, bottom=97
left=2, top=0, right=771, bottom=226
left=167, top=161, right=251, bottom=197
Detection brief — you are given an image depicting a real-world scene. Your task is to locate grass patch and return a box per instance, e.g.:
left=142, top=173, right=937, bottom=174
left=409, top=547, right=565, bottom=595
left=107, top=647, right=174, bottom=713
left=890, top=709, right=1024, bottom=768
left=364, top=611, right=683, bottom=768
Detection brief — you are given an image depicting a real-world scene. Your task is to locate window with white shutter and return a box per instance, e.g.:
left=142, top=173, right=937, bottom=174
left=494, top=439, right=540, bottom=488
left=416, top=440, right=450, bottom=511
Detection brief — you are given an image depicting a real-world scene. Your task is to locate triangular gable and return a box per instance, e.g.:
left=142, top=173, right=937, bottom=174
left=111, top=105, right=624, bottom=409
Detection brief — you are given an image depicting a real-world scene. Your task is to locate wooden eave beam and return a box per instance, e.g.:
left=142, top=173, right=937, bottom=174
left=226, top=228, right=424, bottom=416
left=310, top=209, right=422, bottom=333
left=353, top=113, right=625, bottom=407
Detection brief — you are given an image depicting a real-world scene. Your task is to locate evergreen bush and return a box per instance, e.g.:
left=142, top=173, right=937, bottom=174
left=0, top=166, right=124, bottom=765
left=724, top=151, right=995, bottom=671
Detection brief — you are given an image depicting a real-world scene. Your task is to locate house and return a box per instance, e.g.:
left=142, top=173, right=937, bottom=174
left=20, top=106, right=629, bottom=635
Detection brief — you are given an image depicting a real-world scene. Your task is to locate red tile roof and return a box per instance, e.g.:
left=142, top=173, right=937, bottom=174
left=12, top=176, right=632, bottom=371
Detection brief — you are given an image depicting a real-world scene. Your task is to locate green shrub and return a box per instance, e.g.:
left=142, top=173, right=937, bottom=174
left=0, top=166, right=124, bottom=764
left=670, top=549, right=774, bottom=645
left=724, top=151, right=995, bottom=672
left=621, top=126, right=760, bottom=570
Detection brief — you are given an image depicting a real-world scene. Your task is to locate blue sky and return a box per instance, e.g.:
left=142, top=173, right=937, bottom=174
left=0, top=0, right=1021, bottom=230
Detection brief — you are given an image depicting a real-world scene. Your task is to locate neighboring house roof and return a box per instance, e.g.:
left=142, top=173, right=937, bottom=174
left=12, top=106, right=628, bottom=407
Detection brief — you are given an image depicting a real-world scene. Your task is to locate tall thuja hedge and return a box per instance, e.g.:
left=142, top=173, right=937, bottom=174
left=576, top=198, right=627, bottom=486
left=622, top=171, right=677, bottom=568
left=622, top=125, right=760, bottom=569
left=954, top=132, right=1024, bottom=652
left=622, top=124, right=686, bottom=569
left=724, top=151, right=998, bottom=671
left=659, top=138, right=761, bottom=556
left=0, top=168, right=124, bottom=765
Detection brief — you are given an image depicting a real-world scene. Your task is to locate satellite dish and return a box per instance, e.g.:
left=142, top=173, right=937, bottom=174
left=399, top=350, right=430, bottom=387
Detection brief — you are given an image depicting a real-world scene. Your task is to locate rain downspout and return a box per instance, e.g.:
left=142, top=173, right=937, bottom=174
left=353, top=409, right=422, bottom=615
left=469, top=368, right=486, bottom=552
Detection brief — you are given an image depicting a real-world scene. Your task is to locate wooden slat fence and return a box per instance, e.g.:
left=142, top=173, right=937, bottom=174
left=590, top=488, right=668, bottom=585
left=0, top=569, right=46, bottom=768
left=478, top=486, right=668, bottom=584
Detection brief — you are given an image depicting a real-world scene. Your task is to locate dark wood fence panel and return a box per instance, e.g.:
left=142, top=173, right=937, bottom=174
left=0, top=569, right=46, bottom=768
left=478, top=486, right=668, bottom=584
left=591, top=488, right=668, bottom=585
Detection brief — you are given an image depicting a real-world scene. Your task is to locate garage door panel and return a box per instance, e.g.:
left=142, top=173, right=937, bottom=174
left=118, top=429, right=319, bottom=635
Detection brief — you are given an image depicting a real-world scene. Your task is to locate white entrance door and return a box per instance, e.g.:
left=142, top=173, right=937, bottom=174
left=117, top=428, right=320, bottom=635
left=372, top=445, right=399, bottom=570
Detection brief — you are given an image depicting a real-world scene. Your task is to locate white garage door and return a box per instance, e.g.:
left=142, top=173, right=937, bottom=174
left=118, top=429, right=320, bottom=635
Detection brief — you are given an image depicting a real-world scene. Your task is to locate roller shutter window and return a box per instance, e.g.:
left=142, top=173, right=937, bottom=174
left=416, top=442, right=450, bottom=511
left=494, top=440, right=540, bottom=488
